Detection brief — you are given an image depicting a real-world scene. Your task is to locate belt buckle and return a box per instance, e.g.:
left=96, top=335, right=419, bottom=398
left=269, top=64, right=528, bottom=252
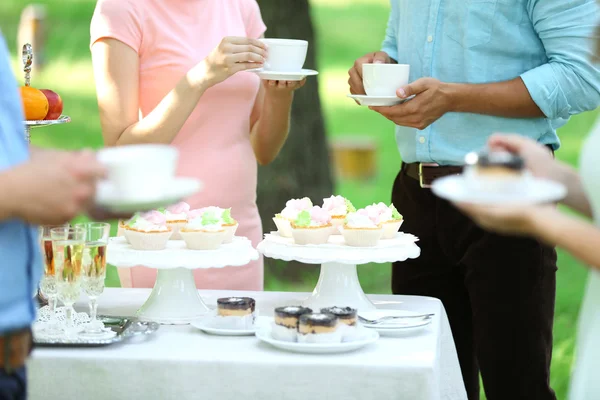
left=418, top=163, right=439, bottom=189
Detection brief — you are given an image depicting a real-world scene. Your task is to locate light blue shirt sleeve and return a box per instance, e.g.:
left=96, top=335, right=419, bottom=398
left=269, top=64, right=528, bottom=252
left=381, top=0, right=399, bottom=61
left=520, top=0, right=600, bottom=119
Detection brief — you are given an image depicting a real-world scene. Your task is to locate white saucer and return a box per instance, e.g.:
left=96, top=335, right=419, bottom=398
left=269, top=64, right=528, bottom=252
left=255, top=326, right=378, bottom=354
left=191, top=318, right=257, bottom=337
left=359, top=310, right=432, bottom=337
left=432, top=175, right=567, bottom=205
left=347, top=94, right=409, bottom=107
left=249, top=68, right=318, bottom=81
left=96, top=177, right=202, bottom=213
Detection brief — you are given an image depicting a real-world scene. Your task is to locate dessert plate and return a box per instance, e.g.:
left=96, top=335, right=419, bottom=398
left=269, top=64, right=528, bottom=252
left=191, top=318, right=257, bottom=337
left=255, top=326, right=379, bottom=354
left=249, top=68, right=318, bottom=81
left=432, top=175, right=567, bottom=205
left=347, top=94, right=412, bottom=107
left=359, top=310, right=432, bottom=337
left=96, top=177, right=202, bottom=213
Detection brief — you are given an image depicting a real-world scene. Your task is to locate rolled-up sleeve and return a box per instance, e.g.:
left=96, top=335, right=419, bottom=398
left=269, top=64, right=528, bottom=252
left=381, top=0, right=399, bottom=61
left=521, top=0, right=600, bottom=120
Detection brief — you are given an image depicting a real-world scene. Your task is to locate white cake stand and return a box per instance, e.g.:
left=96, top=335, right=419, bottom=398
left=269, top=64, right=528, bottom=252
left=107, top=236, right=259, bottom=324
left=257, top=233, right=420, bottom=311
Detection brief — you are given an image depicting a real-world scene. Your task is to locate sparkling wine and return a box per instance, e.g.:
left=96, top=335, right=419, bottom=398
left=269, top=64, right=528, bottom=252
left=82, top=242, right=107, bottom=297
left=54, top=240, right=84, bottom=305
left=42, top=239, right=55, bottom=275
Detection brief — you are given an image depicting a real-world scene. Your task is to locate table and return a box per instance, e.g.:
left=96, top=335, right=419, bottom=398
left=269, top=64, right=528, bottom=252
left=28, top=289, right=467, bottom=400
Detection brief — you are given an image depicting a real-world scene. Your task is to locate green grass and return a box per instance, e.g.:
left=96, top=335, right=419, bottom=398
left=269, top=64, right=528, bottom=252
left=1, top=0, right=594, bottom=397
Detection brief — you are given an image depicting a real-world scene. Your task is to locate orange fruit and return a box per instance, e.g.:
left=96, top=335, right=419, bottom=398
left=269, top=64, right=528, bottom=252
left=20, top=86, right=49, bottom=121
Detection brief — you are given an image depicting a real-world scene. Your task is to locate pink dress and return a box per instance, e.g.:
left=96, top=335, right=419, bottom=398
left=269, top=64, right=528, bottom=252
left=91, top=0, right=266, bottom=290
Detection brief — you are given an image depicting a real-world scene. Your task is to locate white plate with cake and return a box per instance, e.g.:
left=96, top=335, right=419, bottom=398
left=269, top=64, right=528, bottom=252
left=359, top=310, right=433, bottom=337
left=191, top=297, right=258, bottom=336
left=432, top=151, right=567, bottom=205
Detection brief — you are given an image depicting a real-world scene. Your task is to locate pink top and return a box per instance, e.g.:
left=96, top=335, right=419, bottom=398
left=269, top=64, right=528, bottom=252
left=91, top=0, right=266, bottom=290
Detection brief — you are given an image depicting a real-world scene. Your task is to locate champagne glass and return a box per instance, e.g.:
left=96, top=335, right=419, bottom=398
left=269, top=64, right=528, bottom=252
left=75, top=222, right=110, bottom=336
left=38, top=223, right=70, bottom=336
left=51, top=226, right=86, bottom=337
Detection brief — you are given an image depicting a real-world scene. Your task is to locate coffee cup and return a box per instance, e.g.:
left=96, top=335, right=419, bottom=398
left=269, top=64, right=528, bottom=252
left=97, top=144, right=179, bottom=200
left=260, top=38, right=308, bottom=72
left=362, top=63, right=410, bottom=97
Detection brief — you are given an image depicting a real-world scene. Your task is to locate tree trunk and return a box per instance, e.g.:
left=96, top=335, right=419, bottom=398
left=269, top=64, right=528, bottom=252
left=257, top=0, right=334, bottom=282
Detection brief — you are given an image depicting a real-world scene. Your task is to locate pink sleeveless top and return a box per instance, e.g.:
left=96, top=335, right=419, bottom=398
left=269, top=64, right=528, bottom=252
left=91, top=0, right=266, bottom=290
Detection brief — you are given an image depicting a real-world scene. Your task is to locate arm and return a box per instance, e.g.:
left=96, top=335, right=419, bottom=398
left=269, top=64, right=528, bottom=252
left=554, top=162, right=593, bottom=217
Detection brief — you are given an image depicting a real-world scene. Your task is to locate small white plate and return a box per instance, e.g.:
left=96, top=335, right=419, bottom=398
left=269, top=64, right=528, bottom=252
left=249, top=68, right=318, bottom=81
left=359, top=310, right=432, bottom=337
left=96, top=177, right=202, bottom=213
left=347, top=94, right=410, bottom=107
left=432, top=175, right=567, bottom=205
left=256, top=326, right=379, bottom=354
left=191, top=318, right=256, bottom=337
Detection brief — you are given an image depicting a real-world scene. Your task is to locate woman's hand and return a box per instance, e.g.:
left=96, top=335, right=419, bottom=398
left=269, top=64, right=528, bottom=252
left=455, top=203, right=558, bottom=238
left=487, top=134, right=562, bottom=182
left=263, top=78, right=306, bottom=98
left=192, top=36, right=267, bottom=87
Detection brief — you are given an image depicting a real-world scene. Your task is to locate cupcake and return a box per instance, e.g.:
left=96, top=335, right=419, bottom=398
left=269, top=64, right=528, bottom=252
left=123, top=211, right=173, bottom=250
left=272, top=306, right=312, bottom=342
left=273, top=197, right=313, bottom=238
left=365, top=202, right=404, bottom=239
left=290, top=206, right=332, bottom=245
left=297, top=313, right=341, bottom=344
left=321, top=306, right=358, bottom=342
left=214, top=297, right=256, bottom=330
left=341, top=210, right=383, bottom=247
left=165, top=202, right=190, bottom=240
left=180, top=209, right=226, bottom=250
left=188, top=207, right=238, bottom=243
left=117, top=214, right=138, bottom=243
left=322, top=195, right=356, bottom=234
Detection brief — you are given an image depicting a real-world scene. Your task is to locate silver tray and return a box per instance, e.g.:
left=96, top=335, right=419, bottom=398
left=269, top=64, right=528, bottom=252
left=34, top=316, right=159, bottom=348
left=24, top=115, right=71, bottom=128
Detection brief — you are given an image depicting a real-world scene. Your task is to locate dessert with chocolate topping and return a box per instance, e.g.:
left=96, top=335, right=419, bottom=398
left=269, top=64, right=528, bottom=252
left=464, top=150, right=528, bottom=193
left=297, top=312, right=342, bottom=343
left=217, top=297, right=255, bottom=317
left=272, top=306, right=312, bottom=342
left=321, top=307, right=357, bottom=326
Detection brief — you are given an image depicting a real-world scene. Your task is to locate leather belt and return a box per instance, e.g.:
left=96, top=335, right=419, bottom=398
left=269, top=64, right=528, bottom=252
left=0, top=329, right=32, bottom=373
left=404, top=162, right=463, bottom=189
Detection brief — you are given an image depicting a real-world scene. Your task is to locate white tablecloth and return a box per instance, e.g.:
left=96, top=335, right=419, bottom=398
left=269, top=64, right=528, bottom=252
left=28, top=289, right=467, bottom=400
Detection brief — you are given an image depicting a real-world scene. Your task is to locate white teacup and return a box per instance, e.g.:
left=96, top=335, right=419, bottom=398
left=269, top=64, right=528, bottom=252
left=97, top=144, right=179, bottom=200
left=362, top=63, right=410, bottom=97
left=260, top=38, right=308, bottom=72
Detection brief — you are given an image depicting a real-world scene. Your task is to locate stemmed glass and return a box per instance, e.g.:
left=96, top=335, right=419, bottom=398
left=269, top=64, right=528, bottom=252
left=75, top=222, right=110, bottom=336
left=38, top=223, right=70, bottom=336
left=51, top=226, right=86, bottom=337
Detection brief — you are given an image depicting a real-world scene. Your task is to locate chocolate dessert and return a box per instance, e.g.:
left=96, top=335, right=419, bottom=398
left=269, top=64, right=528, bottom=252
left=320, top=306, right=357, bottom=326
left=216, top=297, right=255, bottom=317
left=297, top=313, right=341, bottom=343
left=468, top=151, right=525, bottom=177
left=274, top=306, right=312, bottom=328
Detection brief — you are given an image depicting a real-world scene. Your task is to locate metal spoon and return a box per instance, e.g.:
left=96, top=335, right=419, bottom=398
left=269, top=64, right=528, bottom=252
left=358, top=313, right=434, bottom=325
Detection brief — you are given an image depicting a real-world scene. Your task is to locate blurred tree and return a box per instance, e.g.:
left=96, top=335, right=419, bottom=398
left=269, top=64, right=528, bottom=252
left=257, top=0, right=334, bottom=282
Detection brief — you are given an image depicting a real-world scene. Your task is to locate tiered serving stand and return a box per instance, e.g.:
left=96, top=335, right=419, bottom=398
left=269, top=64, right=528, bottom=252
left=21, top=44, right=70, bottom=143
left=257, top=232, right=421, bottom=311
left=107, top=237, right=259, bottom=324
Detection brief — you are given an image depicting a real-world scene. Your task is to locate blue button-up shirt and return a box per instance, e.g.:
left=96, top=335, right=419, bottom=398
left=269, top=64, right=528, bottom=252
left=0, top=34, right=41, bottom=334
left=382, top=0, right=600, bottom=165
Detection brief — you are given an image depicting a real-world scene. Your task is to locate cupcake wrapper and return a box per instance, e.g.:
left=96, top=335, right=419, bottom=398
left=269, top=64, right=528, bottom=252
left=124, top=229, right=172, bottom=250
left=291, top=227, right=331, bottom=245
left=117, top=223, right=130, bottom=244
left=212, top=312, right=255, bottom=330
left=167, top=221, right=187, bottom=240
left=271, top=322, right=298, bottom=342
left=342, top=228, right=383, bottom=247
left=223, top=223, right=238, bottom=244
left=180, top=230, right=227, bottom=250
left=297, top=331, right=342, bottom=344
left=330, top=217, right=345, bottom=235
left=273, top=217, right=293, bottom=238
left=382, top=220, right=403, bottom=239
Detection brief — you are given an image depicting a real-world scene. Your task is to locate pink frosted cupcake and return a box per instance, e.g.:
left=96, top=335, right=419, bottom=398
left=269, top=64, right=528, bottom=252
left=290, top=206, right=332, bottom=245
left=273, top=197, right=313, bottom=238
left=341, top=210, right=383, bottom=247
left=124, top=211, right=173, bottom=250
left=365, top=202, right=404, bottom=239
left=322, top=195, right=356, bottom=234
left=180, top=209, right=227, bottom=250
left=188, top=207, right=238, bottom=243
left=165, top=202, right=190, bottom=240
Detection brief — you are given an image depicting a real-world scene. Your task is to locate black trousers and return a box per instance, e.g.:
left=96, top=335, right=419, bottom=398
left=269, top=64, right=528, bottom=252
left=0, top=367, right=26, bottom=400
left=392, top=164, right=557, bottom=400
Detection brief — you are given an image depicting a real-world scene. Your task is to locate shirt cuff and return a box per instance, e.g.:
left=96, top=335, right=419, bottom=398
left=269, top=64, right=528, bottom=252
left=520, top=64, right=571, bottom=120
